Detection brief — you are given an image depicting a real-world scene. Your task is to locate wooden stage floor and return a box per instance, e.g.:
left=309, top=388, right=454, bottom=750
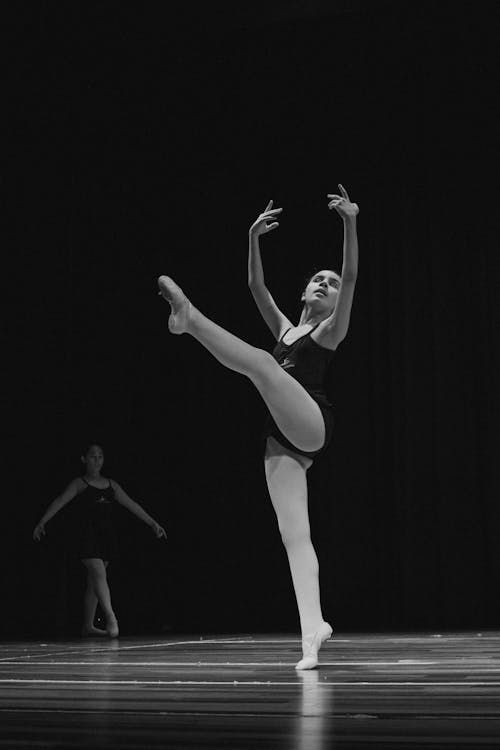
left=2, top=631, right=500, bottom=749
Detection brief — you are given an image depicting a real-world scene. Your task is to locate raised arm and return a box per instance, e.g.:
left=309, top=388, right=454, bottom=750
left=248, top=200, right=292, bottom=341
left=315, top=184, right=359, bottom=350
left=33, top=478, right=82, bottom=541
left=110, top=480, right=167, bottom=540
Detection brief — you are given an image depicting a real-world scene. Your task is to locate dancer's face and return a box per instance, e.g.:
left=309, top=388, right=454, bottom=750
left=82, top=445, right=104, bottom=475
left=302, top=270, right=340, bottom=313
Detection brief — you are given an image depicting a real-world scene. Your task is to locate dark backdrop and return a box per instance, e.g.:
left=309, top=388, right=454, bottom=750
left=5, top=0, right=498, bottom=637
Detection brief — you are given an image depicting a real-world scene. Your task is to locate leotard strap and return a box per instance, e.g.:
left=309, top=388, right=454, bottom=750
left=81, top=477, right=112, bottom=488
left=279, top=327, right=292, bottom=342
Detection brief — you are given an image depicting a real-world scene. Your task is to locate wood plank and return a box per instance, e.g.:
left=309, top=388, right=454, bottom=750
left=1, top=632, right=500, bottom=748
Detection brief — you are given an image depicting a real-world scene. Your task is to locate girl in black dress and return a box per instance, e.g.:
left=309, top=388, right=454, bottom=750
left=158, top=185, right=358, bottom=669
left=33, top=444, right=167, bottom=637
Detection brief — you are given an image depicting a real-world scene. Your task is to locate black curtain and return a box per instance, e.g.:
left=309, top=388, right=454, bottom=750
left=5, top=1, right=498, bottom=636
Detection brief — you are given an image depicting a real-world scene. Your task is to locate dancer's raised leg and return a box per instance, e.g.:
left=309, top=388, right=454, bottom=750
left=265, top=437, right=332, bottom=669
left=158, top=276, right=325, bottom=453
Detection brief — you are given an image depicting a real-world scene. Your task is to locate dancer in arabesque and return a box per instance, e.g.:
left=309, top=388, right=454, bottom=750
left=158, top=184, right=358, bottom=668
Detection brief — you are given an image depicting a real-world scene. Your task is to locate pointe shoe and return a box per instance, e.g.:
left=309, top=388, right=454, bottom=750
left=81, top=626, right=108, bottom=638
left=295, top=621, right=333, bottom=671
left=106, top=615, right=119, bottom=639
left=157, top=276, right=191, bottom=334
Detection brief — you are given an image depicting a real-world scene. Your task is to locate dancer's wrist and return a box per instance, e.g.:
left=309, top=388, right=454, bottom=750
left=343, top=215, right=357, bottom=227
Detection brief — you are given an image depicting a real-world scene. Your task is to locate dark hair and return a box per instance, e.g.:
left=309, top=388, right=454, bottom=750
left=81, top=443, right=104, bottom=458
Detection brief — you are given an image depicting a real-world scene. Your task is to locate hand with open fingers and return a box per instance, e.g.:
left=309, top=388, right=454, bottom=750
left=249, top=200, right=283, bottom=237
left=33, top=522, right=46, bottom=542
left=327, top=184, right=359, bottom=219
left=151, top=521, right=167, bottom=541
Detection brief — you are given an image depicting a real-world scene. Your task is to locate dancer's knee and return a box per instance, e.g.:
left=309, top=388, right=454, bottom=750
left=278, top=521, right=310, bottom=550
left=88, top=573, right=106, bottom=588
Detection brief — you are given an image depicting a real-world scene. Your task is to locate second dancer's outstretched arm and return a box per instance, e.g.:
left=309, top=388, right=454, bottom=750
left=33, top=480, right=80, bottom=541
left=111, top=481, right=167, bottom=540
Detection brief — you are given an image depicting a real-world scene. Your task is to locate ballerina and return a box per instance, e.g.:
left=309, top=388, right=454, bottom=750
left=158, top=184, right=358, bottom=668
left=33, top=443, right=167, bottom=638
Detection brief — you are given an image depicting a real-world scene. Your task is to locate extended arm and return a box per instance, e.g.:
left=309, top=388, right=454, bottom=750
left=111, top=480, right=167, bottom=539
left=248, top=201, right=292, bottom=341
left=315, top=185, right=359, bottom=349
left=33, top=479, right=81, bottom=540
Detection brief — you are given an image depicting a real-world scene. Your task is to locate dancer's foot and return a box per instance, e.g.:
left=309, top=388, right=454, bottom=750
left=157, top=276, right=191, bottom=334
left=106, top=614, right=119, bottom=639
left=81, top=625, right=108, bottom=638
left=295, top=621, right=333, bottom=671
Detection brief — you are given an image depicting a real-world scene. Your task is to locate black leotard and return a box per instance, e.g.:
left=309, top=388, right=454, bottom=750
left=263, top=325, right=335, bottom=458
left=74, top=478, right=117, bottom=561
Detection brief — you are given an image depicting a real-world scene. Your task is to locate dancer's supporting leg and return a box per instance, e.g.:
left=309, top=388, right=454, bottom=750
left=158, top=277, right=324, bottom=454
left=265, top=437, right=321, bottom=634
left=265, top=437, right=331, bottom=670
left=81, top=559, right=119, bottom=637
left=82, top=562, right=109, bottom=636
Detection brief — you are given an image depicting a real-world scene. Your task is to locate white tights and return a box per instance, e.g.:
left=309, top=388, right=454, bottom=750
left=265, top=437, right=325, bottom=637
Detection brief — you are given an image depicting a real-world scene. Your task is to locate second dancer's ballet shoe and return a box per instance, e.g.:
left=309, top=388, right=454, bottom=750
left=295, top=621, right=333, bottom=671
left=81, top=626, right=108, bottom=638
left=157, top=276, right=191, bottom=334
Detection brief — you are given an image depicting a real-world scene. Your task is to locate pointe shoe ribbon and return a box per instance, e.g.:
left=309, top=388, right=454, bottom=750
left=295, top=621, right=333, bottom=671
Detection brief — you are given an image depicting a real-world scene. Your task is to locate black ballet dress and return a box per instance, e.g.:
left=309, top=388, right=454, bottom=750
left=262, top=324, right=335, bottom=458
left=74, top=478, right=118, bottom=562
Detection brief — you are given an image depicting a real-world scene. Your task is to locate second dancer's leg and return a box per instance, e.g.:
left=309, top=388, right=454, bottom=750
left=81, top=559, right=119, bottom=638
left=82, top=569, right=108, bottom=636
left=158, top=276, right=325, bottom=453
